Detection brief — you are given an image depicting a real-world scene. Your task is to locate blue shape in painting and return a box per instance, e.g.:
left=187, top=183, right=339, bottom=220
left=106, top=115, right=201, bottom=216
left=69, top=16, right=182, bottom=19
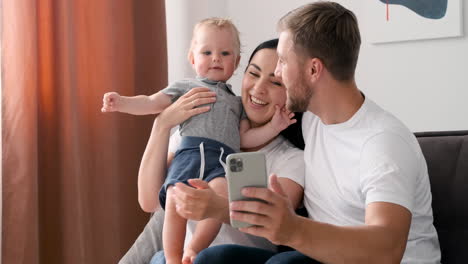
left=379, top=0, right=447, bottom=19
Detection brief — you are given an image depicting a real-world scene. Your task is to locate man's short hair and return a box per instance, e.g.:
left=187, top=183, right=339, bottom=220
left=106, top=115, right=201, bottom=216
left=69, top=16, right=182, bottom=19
left=278, top=1, right=361, bottom=81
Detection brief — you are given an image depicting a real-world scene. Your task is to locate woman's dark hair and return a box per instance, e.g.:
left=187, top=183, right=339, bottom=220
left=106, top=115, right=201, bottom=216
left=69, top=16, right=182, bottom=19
left=246, top=38, right=279, bottom=66
left=281, top=112, right=304, bottom=150
left=247, top=39, right=304, bottom=150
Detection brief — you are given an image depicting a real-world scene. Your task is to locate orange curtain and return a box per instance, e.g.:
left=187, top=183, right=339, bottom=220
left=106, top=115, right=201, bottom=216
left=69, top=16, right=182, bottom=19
left=1, top=0, right=167, bottom=263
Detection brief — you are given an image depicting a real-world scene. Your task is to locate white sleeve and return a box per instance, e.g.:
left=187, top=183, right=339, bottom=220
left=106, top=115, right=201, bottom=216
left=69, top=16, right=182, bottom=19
left=168, top=129, right=182, bottom=154
left=301, top=111, right=314, bottom=141
left=360, top=132, right=418, bottom=212
left=270, top=150, right=305, bottom=188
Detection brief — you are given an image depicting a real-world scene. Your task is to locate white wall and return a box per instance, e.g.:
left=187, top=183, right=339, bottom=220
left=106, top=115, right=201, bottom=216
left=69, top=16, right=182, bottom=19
left=165, top=0, right=228, bottom=82
left=166, top=0, right=468, bottom=132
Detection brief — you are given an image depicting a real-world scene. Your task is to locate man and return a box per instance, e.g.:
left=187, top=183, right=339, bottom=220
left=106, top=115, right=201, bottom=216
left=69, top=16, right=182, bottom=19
left=193, top=2, right=441, bottom=263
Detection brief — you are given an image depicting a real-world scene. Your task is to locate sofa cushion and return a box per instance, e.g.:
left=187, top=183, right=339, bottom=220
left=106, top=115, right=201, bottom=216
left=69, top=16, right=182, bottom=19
left=415, top=131, right=468, bottom=264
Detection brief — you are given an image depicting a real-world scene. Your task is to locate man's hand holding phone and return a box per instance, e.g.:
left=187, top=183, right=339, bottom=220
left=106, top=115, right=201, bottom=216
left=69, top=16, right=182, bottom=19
left=229, top=174, right=301, bottom=246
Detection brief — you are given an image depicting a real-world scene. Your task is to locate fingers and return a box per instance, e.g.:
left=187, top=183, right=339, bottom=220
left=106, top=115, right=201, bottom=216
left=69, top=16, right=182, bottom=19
left=189, top=97, right=216, bottom=108
left=231, top=200, right=269, bottom=217
left=279, top=107, right=296, bottom=126
left=183, top=87, right=212, bottom=97
left=187, top=179, right=209, bottom=189
left=172, top=183, right=208, bottom=220
left=181, top=87, right=216, bottom=103
left=173, top=182, right=197, bottom=199
left=189, top=106, right=211, bottom=115
left=182, top=256, right=191, bottom=264
left=230, top=208, right=270, bottom=226
left=240, top=185, right=279, bottom=204
left=172, top=182, right=205, bottom=207
left=102, top=92, right=119, bottom=112
left=238, top=225, right=266, bottom=239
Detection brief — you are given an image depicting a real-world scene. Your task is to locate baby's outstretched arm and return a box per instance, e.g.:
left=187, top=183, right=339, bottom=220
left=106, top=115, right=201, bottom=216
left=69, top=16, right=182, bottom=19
left=101, top=91, right=172, bottom=115
left=240, top=105, right=296, bottom=149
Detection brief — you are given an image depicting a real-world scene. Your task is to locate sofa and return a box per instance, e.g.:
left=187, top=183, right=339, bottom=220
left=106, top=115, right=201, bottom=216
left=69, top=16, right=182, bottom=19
left=120, top=130, right=468, bottom=264
left=415, top=131, right=468, bottom=264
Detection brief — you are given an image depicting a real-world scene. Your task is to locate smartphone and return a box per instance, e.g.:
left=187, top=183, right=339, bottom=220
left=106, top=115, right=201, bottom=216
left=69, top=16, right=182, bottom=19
left=226, top=152, right=268, bottom=228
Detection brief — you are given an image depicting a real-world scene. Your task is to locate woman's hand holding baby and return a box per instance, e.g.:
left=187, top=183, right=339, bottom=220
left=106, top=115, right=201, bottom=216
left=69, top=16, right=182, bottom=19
left=157, top=87, right=216, bottom=131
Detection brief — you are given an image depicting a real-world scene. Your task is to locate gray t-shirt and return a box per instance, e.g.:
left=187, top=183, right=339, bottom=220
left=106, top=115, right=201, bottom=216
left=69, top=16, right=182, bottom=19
left=161, top=77, right=245, bottom=152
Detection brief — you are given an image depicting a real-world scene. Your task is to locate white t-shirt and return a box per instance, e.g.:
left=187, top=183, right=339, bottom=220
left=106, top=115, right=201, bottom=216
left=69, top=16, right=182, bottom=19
left=302, top=97, right=441, bottom=263
left=169, top=132, right=305, bottom=251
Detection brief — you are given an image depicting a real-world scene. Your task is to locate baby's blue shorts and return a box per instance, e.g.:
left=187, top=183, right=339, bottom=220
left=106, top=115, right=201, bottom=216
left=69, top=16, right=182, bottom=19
left=158, top=136, right=235, bottom=209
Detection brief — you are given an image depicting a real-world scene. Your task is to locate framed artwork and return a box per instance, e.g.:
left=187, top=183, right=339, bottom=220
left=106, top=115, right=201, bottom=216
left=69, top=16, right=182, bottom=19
left=365, top=0, right=463, bottom=43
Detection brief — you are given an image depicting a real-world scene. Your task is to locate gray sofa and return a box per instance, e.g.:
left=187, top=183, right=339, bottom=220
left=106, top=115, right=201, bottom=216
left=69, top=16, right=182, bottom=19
left=120, top=131, right=468, bottom=264
left=415, top=131, right=468, bottom=264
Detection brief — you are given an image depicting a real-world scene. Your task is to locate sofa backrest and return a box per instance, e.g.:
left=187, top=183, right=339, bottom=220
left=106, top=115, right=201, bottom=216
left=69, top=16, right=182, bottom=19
left=415, top=131, right=468, bottom=264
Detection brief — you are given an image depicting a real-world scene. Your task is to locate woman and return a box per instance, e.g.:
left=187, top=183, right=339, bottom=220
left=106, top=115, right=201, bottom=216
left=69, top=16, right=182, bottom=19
left=130, top=39, right=305, bottom=264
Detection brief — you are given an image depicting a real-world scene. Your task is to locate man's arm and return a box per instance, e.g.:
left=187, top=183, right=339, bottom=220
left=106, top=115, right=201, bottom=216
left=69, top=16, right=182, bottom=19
left=288, top=202, right=410, bottom=264
left=230, top=175, right=411, bottom=264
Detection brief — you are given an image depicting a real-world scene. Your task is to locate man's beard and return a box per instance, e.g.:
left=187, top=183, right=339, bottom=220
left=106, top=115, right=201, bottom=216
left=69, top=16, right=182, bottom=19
left=286, top=78, right=312, bottom=112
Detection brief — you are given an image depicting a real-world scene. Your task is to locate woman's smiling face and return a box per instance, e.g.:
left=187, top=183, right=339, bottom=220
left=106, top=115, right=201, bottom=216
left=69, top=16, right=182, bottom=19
left=242, top=48, right=287, bottom=128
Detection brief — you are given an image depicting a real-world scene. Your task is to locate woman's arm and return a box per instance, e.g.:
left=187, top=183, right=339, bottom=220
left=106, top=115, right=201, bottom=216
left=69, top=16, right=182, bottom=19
left=137, top=118, right=172, bottom=212
left=137, top=87, right=216, bottom=212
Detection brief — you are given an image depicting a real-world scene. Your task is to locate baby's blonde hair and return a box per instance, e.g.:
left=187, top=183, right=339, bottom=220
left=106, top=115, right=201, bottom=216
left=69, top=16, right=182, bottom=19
left=187, top=17, right=241, bottom=62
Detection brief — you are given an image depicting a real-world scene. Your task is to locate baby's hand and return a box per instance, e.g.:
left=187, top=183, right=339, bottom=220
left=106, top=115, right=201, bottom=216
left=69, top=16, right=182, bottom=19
left=182, top=248, right=197, bottom=264
left=270, top=105, right=296, bottom=133
left=101, top=92, right=121, bottom=112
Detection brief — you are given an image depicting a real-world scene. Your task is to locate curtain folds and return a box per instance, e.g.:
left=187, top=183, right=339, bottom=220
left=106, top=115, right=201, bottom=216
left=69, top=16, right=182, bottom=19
left=1, top=0, right=167, bottom=263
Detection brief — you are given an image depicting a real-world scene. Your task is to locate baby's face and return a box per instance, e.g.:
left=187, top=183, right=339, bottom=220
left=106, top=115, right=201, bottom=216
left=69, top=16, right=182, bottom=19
left=191, top=26, right=239, bottom=82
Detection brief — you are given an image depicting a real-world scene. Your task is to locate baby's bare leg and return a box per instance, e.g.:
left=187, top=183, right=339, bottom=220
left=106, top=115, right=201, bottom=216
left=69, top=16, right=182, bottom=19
left=183, top=177, right=227, bottom=264
left=163, top=186, right=187, bottom=264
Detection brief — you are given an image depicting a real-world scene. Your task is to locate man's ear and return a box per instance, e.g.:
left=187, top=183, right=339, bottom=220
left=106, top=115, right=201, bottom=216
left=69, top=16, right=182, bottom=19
left=307, top=57, right=323, bottom=82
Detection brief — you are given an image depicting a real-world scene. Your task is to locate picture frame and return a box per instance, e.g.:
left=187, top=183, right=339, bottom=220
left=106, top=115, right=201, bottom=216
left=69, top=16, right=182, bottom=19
left=364, top=0, right=463, bottom=43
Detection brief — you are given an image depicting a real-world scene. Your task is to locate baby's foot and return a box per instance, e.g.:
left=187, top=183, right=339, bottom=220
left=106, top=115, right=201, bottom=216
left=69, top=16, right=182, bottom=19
left=182, top=248, right=198, bottom=264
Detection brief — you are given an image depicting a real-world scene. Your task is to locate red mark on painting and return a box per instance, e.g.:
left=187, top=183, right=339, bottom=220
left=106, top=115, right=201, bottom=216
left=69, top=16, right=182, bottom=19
left=386, top=0, right=389, bottom=21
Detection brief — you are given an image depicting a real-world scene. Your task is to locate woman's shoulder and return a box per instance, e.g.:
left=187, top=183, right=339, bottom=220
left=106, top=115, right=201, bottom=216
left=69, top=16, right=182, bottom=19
left=263, top=135, right=304, bottom=161
left=263, top=135, right=305, bottom=186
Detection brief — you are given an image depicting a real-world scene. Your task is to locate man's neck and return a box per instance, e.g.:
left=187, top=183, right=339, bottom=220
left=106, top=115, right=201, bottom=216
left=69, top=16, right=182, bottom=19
left=309, top=79, right=364, bottom=125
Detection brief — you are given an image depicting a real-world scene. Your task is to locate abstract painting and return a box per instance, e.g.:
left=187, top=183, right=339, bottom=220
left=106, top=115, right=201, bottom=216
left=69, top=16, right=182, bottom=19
left=365, top=0, right=463, bottom=43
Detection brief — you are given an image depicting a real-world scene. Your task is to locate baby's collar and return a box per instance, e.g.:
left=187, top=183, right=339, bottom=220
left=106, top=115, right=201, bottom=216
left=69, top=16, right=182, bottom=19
left=196, top=76, right=235, bottom=96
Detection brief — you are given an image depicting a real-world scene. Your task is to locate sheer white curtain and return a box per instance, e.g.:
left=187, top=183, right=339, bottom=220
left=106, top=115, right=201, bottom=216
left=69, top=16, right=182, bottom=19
left=165, top=0, right=227, bottom=84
